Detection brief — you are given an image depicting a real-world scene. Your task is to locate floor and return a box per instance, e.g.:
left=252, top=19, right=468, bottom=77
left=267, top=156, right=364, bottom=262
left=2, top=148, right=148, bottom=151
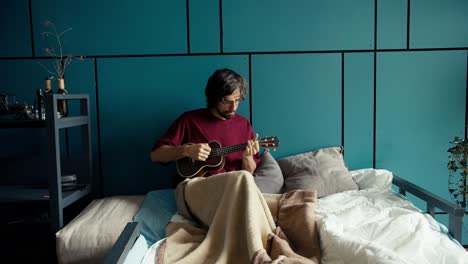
left=1, top=197, right=91, bottom=263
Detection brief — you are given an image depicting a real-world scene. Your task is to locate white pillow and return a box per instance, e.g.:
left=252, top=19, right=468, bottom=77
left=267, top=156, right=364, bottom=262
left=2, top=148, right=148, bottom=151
left=350, top=168, right=393, bottom=192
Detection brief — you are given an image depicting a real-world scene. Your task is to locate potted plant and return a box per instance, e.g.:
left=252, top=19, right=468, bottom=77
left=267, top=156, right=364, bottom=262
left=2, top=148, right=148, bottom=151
left=447, top=136, right=468, bottom=208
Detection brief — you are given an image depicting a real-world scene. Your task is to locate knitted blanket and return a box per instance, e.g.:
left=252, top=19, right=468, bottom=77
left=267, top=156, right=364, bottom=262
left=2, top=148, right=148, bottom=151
left=157, top=170, right=320, bottom=264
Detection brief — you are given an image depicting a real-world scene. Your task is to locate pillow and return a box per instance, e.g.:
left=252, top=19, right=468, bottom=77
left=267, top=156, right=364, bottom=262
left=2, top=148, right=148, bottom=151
left=277, top=146, right=358, bottom=198
left=133, top=189, right=177, bottom=245
left=253, top=151, right=284, bottom=194
left=350, top=168, right=393, bottom=191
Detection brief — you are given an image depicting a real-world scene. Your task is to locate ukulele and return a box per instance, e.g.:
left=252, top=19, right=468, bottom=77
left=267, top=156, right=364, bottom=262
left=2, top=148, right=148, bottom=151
left=176, top=136, right=280, bottom=178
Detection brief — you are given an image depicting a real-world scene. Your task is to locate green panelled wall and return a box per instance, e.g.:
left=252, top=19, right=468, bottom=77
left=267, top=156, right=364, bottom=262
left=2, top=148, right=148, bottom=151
left=189, top=0, right=220, bottom=53
left=376, top=50, right=467, bottom=203
left=251, top=54, right=342, bottom=158
left=411, top=0, right=468, bottom=48
left=344, top=53, right=374, bottom=170
left=223, top=0, right=374, bottom=52
left=31, top=0, right=187, bottom=56
left=1, top=0, right=31, bottom=57
left=377, top=0, right=407, bottom=49
left=1, top=0, right=467, bottom=244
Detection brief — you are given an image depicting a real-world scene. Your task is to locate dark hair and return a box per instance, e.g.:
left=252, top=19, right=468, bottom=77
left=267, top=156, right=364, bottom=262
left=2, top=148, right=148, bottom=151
left=205, top=68, right=247, bottom=108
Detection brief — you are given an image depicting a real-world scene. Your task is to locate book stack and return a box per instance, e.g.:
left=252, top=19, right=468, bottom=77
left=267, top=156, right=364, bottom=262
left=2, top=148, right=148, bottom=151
left=61, top=174, right=77, bottom=191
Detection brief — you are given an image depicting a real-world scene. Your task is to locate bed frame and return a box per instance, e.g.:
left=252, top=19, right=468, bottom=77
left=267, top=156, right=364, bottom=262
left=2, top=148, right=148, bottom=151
left=104, top=174, right=465, bottom=264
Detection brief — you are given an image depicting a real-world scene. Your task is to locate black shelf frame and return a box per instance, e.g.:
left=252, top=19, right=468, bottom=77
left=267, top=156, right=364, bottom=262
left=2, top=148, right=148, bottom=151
left=0, top=94, right=93, bottom=232
left=46, top=94, right=93, bottom=232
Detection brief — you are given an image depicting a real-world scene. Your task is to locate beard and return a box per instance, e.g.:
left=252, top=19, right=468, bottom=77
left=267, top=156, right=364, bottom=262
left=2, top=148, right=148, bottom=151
left=216, top=107, right=235, bottom=119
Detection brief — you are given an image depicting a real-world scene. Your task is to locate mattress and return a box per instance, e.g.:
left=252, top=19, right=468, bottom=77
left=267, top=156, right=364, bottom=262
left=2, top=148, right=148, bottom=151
left=56, top=195, right=144, bottom=264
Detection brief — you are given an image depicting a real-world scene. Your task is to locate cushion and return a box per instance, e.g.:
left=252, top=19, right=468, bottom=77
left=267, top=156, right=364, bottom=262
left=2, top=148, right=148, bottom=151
left=133, top=189, right=177, bottom=245
left=56, top=195, right=144, bottom=264
left=277, top=146, right=358, bottom=198
left=253, top=151, right=284, bottom=194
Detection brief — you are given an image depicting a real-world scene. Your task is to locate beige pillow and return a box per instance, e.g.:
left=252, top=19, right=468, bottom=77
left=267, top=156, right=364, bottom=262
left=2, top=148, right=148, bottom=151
left=56, top=195, right=144, bottom=264
left=277, top=146, right=358, bottom=198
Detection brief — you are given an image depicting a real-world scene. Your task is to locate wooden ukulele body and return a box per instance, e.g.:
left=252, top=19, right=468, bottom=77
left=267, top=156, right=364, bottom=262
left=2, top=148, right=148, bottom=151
left=176, top=141, right=225, bottom=178
left=175, top=136, right=279, bottom=178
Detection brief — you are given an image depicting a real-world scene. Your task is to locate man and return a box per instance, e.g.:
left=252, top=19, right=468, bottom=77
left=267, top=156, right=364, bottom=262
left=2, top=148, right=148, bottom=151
left=150, top=68, right=260, bottom=175
left=150, top=69, right=320, bottom=264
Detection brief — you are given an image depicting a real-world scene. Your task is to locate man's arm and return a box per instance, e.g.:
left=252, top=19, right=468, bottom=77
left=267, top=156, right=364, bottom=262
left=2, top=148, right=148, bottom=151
left=242, top=133, right=259, bottom=174
left=150, top=144, right=212, bottom=163
left=242, top=156, right=257, bottom=174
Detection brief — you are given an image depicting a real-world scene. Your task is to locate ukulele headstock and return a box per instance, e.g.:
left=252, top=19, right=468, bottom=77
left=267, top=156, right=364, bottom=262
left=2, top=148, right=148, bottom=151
left=259, top=136, right=279, bottom=150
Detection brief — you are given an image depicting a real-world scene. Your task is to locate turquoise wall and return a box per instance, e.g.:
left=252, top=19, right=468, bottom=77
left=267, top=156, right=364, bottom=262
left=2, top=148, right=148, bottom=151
left=1, top=0, right=467, bottom=243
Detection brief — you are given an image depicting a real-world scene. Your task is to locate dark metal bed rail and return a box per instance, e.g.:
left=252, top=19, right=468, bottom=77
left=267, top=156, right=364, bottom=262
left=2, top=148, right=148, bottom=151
left=392, top=174, right=465, bottom=242
left=104, top=222, right=141, bottom=264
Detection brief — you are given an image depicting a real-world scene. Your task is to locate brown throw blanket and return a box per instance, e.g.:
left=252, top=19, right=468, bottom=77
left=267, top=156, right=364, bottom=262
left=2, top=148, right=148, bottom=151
left=157, top=170, right=320, bottom=264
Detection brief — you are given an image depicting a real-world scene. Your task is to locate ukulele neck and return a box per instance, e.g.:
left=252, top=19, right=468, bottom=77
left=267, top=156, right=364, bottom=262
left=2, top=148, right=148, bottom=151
left=209, top=143, right=246, bottom=158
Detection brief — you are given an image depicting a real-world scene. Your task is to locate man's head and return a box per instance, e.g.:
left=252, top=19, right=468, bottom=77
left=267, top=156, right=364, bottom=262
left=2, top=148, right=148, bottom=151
left=205, top=68, right=247, bottom=120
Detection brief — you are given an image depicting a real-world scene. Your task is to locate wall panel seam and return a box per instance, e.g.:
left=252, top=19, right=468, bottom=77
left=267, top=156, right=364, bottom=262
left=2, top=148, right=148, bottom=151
left=28, top=0, right=35, bottom=57
left=3, top=47, right=468, bottom=61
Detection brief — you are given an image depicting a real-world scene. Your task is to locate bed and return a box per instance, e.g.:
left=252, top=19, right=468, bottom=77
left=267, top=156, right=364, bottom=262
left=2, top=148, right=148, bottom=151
left=56, top=147, right=468, bottom=264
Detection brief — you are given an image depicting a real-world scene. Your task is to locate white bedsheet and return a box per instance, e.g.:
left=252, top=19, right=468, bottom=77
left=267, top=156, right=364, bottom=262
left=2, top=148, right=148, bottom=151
left=316, top=168, right=468, bottom=264
left=140, top=238, right=164, bottom=264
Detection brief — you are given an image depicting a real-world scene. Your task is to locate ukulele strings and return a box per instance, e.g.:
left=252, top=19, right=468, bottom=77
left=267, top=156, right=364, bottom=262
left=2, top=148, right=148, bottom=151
left=207, top=138, right=275, bottom=158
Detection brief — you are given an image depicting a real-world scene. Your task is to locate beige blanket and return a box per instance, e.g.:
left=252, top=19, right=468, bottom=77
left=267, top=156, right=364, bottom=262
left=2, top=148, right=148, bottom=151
left=157, top=170, right=320, bottom=264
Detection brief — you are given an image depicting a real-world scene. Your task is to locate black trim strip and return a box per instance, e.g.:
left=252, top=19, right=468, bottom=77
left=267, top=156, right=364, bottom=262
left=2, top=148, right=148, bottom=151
left=465, top=51, right=467, bottom=143
left=3, top=47, right=468, bottom=61
left=186, top=0, right=190, bottom=54
left=373, top=53, right=377, bottom=169
left=407, top=0, right=411, bottom=49
left=94, top=58, right=103, bottom=197
left=341, top=52, right=345, bottom=149
left=249, top=54, right=253, bottom=125
left=464, top=51, right=468, bottom=209
left=28, top=0, right=35, bottom=57
left=374, top=0, right=377, bottom=50
left=373, top=0, right=377, bottom=169
left=219, top=0, right=223, bottom=53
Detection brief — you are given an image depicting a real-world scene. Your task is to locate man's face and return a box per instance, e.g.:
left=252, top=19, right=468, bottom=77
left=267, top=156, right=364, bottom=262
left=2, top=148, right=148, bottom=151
left=215, top=89, right=242, bottom=120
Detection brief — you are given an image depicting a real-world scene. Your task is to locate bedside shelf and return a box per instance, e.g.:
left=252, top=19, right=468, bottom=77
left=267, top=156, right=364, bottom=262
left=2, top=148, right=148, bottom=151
left=0, top=94, right=93, bottom=232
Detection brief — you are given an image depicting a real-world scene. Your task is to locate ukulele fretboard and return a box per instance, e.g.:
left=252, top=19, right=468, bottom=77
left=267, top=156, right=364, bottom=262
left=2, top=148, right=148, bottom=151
left=209, top=143, right=246, bottom=157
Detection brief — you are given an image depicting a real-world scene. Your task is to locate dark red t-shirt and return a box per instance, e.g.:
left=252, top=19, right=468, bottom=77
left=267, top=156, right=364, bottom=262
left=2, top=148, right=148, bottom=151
left=153, top=108, right=260, bottom=174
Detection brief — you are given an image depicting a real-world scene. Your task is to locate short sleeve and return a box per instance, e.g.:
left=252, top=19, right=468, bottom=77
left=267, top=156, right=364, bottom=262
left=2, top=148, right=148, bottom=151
left=151, top=114, right=187, bottom=151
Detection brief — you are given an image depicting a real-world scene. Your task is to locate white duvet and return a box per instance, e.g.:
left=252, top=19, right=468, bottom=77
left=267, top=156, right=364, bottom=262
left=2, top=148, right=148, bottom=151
left=137, top=169, right=467, bottom=264
left=316, top=168, right=468, bottom=264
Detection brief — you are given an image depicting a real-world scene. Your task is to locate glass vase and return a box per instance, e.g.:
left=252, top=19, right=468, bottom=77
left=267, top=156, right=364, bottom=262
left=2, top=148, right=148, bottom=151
left=57, top=78, right=68, bottom=117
